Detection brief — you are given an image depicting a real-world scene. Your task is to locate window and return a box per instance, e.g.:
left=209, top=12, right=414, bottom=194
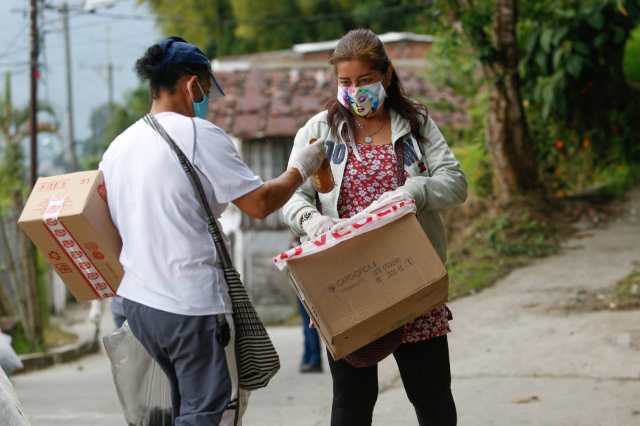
left=241, top=137, right=294, bottom=230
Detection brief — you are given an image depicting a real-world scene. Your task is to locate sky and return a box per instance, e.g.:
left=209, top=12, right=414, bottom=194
left=0, top=0, right=162, bottom=146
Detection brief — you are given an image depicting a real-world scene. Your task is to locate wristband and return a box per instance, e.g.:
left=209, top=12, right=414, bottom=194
left=298, top=209, right=318, bottom=228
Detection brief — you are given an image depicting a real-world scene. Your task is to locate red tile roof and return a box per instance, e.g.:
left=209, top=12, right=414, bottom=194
left=209, top=62, right=468, bottom=140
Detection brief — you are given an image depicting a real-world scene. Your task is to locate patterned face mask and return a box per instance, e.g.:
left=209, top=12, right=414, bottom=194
left=337, top=81, right=387, bottom=117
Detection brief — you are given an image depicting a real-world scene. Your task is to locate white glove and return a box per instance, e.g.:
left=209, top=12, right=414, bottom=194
left=302, top=214, right=340, bottom=239
left=372, top=188, right=414, bottom=208
left=289, top=139, right=327, bottom=181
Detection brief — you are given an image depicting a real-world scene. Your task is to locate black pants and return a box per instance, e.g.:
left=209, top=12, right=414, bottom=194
left=328, top=335, right=456, bottom=426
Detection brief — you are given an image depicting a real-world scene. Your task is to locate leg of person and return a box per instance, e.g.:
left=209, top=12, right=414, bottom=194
left=110, top=297, right=126, bottom=329
left=327, top=350, right=378, bottom=426
left=306, top=321, right=322, bottom=369
left=299, top=301, right=322, bottom=372
left=393, top=335, right=457, bottom=426
left=122, top=298, right=182, bottom=420
left=219, top=313, right=249, bottom=426
left=298, top=301, right=311, bottom=367
left=170, top=313, right=241, bottom=426
left=112, top=311, right=126, bottom=329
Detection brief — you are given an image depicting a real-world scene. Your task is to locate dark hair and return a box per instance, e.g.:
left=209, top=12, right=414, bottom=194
left=135, top=44, right=210, bottom=98
left=327, top=29, right=428, bottom=143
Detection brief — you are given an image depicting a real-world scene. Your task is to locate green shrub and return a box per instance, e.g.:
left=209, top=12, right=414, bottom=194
left=624, top=24, right=640, bottom=87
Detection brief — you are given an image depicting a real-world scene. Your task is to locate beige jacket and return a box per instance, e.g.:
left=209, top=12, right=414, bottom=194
left=282, top=109, right=467, bottom=262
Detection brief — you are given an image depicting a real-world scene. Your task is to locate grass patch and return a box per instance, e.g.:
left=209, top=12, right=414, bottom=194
left=608, top=267, right=640, bottom=310
left=550, top=266, right=640, bottom=313
left=453, top=142, right=492, bottom=197
left=10, top=323, right=43, bottom=354
left=446, top=200, right=565, bottom=299
left=43, top=323, right=78, bottom=349
left=11, top=323, right=78, bottom=355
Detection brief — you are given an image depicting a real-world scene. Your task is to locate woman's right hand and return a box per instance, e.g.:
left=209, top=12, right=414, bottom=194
left=288, top=139, right=326, bottom=182
left=302, top=214, right=340, bottom=239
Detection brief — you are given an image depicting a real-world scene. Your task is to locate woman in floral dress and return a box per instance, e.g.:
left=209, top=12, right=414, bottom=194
left=283, top=29, right=467, bottom=426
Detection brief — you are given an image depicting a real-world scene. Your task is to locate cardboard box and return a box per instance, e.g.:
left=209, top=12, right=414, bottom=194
left=18, top=170, right=123, bottom=301
left=287, top=214, right=448, bottom=360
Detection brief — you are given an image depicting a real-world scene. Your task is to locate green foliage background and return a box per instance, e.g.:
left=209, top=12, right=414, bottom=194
left=624, top=24, right=640, bottom=86
left=140, top=0, right=439, bottom=57
left=97, top=0, right=640, bottom=198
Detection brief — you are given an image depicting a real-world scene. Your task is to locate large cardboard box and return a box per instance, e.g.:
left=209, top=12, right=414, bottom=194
left=286, top=213, right=448, bottom=360
left=18, top=171, right=123, bottom=300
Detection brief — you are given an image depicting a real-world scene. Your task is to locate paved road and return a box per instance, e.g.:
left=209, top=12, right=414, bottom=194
left=12, top=189, right=640, bottom=425
left=373, top=189, right=640, bottom=426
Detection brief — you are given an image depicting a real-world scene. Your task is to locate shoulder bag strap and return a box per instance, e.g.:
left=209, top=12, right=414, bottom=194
left=142, top=114, right=233, bottom=269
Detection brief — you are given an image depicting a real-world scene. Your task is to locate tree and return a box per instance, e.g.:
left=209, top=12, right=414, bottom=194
left=624, top=24, right=640, bottom=89
left=488, top=0, right=538, bottom=199
left=519, top=0, right=640, bottom=170
left=141, top=0, right=441, bottom=56
left=141, top=0, right=240, bottom=57
left=80, top=85, right=150, bottom=169
left=0, top=71, right=58, bottom=349
left=446, top=0, right=538, bottom=203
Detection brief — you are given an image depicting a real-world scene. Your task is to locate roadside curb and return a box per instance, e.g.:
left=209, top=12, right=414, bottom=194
left=13, top=325, right=101, bottom=375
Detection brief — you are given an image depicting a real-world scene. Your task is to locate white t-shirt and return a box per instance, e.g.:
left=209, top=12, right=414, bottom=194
left=100, top=112, right=263, bottom=316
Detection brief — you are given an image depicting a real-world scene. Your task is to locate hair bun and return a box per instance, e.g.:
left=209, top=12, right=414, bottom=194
left=135, top=44, right=165, bottom=81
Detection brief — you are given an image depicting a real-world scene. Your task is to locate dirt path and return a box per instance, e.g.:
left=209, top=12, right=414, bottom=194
left=373, top=188, right=640, bottom=425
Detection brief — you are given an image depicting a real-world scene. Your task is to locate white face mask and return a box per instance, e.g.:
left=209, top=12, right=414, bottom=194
left=336, top=81, right=387, bottom=117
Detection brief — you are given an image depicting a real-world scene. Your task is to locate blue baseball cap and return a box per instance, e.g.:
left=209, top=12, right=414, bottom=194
left=158, top=36, right=225, bottom=98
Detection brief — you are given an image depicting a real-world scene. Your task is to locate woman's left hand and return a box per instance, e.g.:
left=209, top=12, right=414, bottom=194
left=374, top=188, right=414, bottom=207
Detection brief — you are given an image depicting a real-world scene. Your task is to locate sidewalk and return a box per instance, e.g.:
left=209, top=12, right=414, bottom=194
left=16, top=303, right=100, bottom=374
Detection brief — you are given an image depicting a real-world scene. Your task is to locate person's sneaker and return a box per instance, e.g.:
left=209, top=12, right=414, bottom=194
left=299, top=363, right=323, bottom=373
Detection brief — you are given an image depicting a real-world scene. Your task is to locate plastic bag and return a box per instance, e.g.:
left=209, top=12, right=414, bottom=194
left=0, top=331, right=23, bottom=376
left=103, top=322, right=172, bottom=426
left=0, top=367, right=30, bottom=425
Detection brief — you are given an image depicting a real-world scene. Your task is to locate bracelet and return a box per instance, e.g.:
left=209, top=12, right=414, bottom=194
left=298, top=210, right=318, bottom=228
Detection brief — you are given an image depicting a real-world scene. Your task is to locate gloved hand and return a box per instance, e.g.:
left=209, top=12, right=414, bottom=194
left=289, top=139, right=327, bottom=181
left=372, top=188, right=414, bottom=207
left=302, top=214, right=340, bottom=239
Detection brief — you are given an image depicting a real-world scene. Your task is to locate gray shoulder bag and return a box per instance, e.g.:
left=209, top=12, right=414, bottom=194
left=143, top=114, right=280, bottom=390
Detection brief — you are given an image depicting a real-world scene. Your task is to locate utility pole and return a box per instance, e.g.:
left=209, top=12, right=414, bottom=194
left=106, top=26, right=114, bottom=109
left=107, top=62, right=114, bottom=107
left=84, top=27, right=119, bottom=113
left=29, top=0, right=39, bottom=187
left=28, top=0, right=43, bottom=348
left=62, top=1, right=78, bottom=171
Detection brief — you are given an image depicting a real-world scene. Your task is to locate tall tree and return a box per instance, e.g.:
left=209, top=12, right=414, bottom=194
left=0, top=72, right=57, bottom=348
left=142, top=0, right=440, bottom=56
left=623, top=24, right=640, bottom=89
left=141, top=0, right=239, bottom=57
left=446, top=0, right=538, bottom=202
left=81, top=86, right=150, bottom=169
left=487, top=0, right=537, bottom=199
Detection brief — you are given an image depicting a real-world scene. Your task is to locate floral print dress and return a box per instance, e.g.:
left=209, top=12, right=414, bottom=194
left=337, top=143, right=450, bottom=344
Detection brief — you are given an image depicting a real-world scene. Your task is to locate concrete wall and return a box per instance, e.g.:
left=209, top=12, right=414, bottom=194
left=242, top=229, right=297, bottom=322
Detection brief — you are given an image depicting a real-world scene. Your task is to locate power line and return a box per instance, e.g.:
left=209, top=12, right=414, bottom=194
left=0, top=25, right=28, bottom=59
left=0, top=60, right=30, bottom=67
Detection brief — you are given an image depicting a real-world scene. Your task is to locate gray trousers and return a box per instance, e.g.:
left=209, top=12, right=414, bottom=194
left=123, top=298, right=247, bottom=426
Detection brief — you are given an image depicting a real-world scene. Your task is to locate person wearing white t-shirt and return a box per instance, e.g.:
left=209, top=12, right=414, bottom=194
left=99, top=37, right=327, bottom=426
